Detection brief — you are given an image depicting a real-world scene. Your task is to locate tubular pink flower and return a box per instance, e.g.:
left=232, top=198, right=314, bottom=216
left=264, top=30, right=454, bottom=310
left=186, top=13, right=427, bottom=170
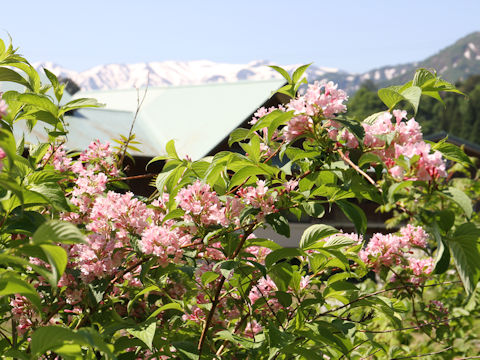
left=0, top=147, right=5, bottom=171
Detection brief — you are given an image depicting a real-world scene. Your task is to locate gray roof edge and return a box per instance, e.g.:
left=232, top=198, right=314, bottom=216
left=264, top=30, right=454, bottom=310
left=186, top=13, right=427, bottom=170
left=76, top=79, right=287, bottom=95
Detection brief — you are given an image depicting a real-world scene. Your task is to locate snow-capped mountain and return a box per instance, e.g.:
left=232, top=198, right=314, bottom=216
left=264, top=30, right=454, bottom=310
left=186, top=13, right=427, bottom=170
left=32, top=60, right=345, bottom=92
left=32, top=32, right=480, bottom=95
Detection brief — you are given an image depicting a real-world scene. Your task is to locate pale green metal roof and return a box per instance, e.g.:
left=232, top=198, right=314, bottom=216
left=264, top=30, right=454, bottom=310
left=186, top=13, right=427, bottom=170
left=70, top=79, right=286, bottom=159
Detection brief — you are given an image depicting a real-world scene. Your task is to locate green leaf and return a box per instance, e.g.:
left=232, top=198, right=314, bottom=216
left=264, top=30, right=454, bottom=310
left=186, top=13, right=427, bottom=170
left=0, top=272, right=42, bottom=310
left=165, top=139, right=180, bottom=160
left=400, top=86, right=421, bottom=114
left=358, top=153, right=385, bottom=168
left=432, top=223, right=450, bottom=274
left=0, top=67, right=31, bottom=89
left=59, top=97, right=104, bottom=115
left=146, top=302, right=183, bottom=320
left=127, top=321, right=156, bottom=350
left=228, top=128, right=250, bottom=146
left=438, top=187, right=473, bottom=219
left=363, top=111, right=387, bottom=125
left=336, top=200, right=367, bottom=234
left=30, top=326, right=83, bottom=356
left=30, top=183, right=70, bottom=211
left=265, top=248, right=304, bottom=268
left=300, top=224, right=338, bottom=250
left=269, top=65, right=292, bottom=83
left=32, top=220, right=86, bottom=245
left=448, top=228, right=480, bottom=294
left=412, top=68, right=436, bottom=87
left=302, top=201, right=325, bottom=218
left=244, top=237, right=282, bottom=251
left=30, top=326, right=114, bottom=358
left=431, top=141, right=473, bottom=168
left=323, top=235, right=356, bottom=249
left=127, top=285, right=161, bottom=313
left=292, top=63, right=312, bottom=84
left=0, top=128, right=17, bottom=169
left=201, top=271, right=219, bottom=285
left=335, top=117, right=365, bottom=140
left=40, top=244, right=68, bottom=285
left=378, top=87, right=405, bottom=110
left=17, top=93, right=58, bottom=117
left=228, top=165, right=268, bottom=189
left=160, top=209, right=185, bottom=225
left=269, top=262, right=293, bottom=291
left=436, top=210, right=455, bottom=233
left=265, top=212, right=290, bottom=237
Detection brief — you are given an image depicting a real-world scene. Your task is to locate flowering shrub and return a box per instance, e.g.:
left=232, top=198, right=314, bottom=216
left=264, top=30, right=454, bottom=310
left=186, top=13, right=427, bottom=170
left=0, top=39, right=479, bottom=359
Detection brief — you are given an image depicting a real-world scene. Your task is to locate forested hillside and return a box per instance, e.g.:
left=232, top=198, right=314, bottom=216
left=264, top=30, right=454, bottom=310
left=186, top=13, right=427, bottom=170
left=347, top=75, right=480, bottom=144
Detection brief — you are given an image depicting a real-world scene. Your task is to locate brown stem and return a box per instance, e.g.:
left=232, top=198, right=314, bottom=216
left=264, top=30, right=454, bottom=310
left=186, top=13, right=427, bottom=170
left=391, top=346, right=453, bottom=359
left=318, top=281, right=460, bottom=317
left=102, top=257, right=151, bottom=301
left=197, top=224, right=255, bottom=356
left=107, top=173, right=156, bottom=183
left=39, top=140, right=66, bottom=169
left=263, top=139, right=286, bottom=164
left=358, top=316, right=458, bottom=334
left=337, top=148, right=381, bottom=190
left=118, top=81, right=149, bottom=168
left=215, top=313, right=250, bottom=356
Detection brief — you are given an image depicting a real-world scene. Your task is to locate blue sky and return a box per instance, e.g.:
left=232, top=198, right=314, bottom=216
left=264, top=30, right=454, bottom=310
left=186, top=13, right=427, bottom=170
left=2, top=0, right=479, bottom=73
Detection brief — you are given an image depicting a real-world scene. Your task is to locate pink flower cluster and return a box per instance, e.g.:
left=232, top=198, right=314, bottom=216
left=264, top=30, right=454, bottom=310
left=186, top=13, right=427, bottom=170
left=10, top=295, right=39, bottom=335
left=248, top=275, right=281, bottom=311
left=359, top=225, right=434, bottom=283
left=237, top=180, right=276, bottom=220
left=70, top=191, right=153, bottom=282
left=362, top=111, right=446, bottom=181
left=0, top=92, right=7, bottom=118
left=176, top=180, right=230, bottom=226
left=284, top=80, right=348, bottom=142
left=0, top=147, right=5, bottom=171
left=140, top=223, right=190, bottom=267
left=79, top=140, right=119, bottom=177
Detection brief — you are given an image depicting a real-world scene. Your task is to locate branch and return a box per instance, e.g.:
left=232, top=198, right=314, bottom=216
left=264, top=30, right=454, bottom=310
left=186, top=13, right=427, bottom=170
left=337, top=148, right=380, bottom=190
left=197, top=224, right=255, bottom=356
left=107, top=173, right=156, bottom=183
left=318, top=281, right=460, bottom=317
left=118, top=78, right=149, bottom=167
left=102, top=257, right=151, bottom=301
left=391, top=346, right=453, bottom=359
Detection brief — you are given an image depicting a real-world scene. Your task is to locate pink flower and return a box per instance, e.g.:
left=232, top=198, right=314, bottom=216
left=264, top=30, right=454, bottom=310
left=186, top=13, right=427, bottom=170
left=0, top=147, right=5, bottom=171
left=283, top=115, right=313, bottom=142
left=237, top=180, right=276, bottom=220
left=244, top=320, right=263, bottom=338
left=0, top=92, right=8, bottom=118
left=175, top=180, right=228, bottom=226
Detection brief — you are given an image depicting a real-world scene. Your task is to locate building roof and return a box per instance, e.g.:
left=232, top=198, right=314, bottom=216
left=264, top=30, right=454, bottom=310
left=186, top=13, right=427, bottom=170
left=63, top=79, right=286, bottom=159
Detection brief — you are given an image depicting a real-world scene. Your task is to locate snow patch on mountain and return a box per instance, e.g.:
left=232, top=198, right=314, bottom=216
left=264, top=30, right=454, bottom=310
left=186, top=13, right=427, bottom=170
left=32, top=60, right=343, bottom=92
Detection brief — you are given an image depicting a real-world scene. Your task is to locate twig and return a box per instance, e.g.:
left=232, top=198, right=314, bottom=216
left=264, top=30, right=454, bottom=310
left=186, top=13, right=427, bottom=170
left=318, top=281, right=460, bottom=317
left=263, top=139, right=286, bottom=164
left=337, top=148, right=380, bottom=190
left=40, top=140, right=66, bottom=169
left=339, top=339, right=369, bottom=359
left=107, top=173, right=156, bottom=183
left=197, top=224, right=255, bottom=356
left=358, top=316, right=458, bottom=334
left=391, top=346, right=453, bottom=359
left=118, top=77, right=149, bottom=167
left=102, top=257, right=151, bottom=301
left=215, top=311, right=250, bottom=356
left=361, top=348, right=383, bottom=359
